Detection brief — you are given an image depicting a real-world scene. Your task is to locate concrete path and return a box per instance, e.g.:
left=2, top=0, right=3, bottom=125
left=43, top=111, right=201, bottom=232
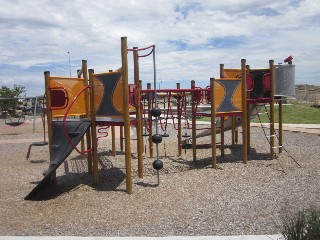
left=0, top=235, right=284, bottom=240
left=250, top=123, right=320, bottom=135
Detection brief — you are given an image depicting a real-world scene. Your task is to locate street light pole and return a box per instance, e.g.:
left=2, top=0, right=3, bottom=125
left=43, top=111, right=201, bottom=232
left=68, top=51, right=71, bottom=77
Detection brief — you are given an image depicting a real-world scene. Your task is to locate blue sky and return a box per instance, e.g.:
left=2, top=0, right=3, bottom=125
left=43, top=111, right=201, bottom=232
left=0, top=0, right=319, bottom=96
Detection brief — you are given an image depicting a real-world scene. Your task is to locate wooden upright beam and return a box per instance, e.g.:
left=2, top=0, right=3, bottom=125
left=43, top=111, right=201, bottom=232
left=246, top=65, right=251, bottom=153
left=177, top=83, right=182, bottom=156
left=82, top=60, right=93, bottom=173
left=191, top=80, right=197, bottom=161
left=269, top=60, right=275, bottom=159
left=241, top=59, right=248, bottom=164
left=121, top=36, right=133, bottom=194
left=44, top=71, right=56, bottom=183
left=210, top=78, right=217, bottom=169
left=88, top=69, right=99, bottom=185
left=279, top=99, right=283, bottom=154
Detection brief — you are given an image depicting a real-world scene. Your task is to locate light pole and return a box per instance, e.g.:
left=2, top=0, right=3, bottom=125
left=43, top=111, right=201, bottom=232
left=68, top=51, right=71, bottom=77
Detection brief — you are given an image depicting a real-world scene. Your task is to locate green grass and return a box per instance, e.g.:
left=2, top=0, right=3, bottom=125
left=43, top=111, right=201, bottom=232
left=198, top=104, right=320, bottom=124
left=251, top=104, right=320, bottom=124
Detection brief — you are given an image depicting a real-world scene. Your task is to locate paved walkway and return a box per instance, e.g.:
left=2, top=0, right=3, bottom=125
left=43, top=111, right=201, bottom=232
left=0, top=235, right=284, bottom=240
left=250, top=123, right=320, bottom=135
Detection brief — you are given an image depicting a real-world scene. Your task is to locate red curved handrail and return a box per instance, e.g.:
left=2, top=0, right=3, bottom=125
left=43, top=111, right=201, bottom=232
left=128, top=45, right=155, bottom=58
left=127, top=45, right=155, bottom=51
left=62, top=85, right=92, bottom=155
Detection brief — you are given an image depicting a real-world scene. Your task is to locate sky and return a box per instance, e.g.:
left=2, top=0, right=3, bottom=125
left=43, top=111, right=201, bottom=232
left=0, top=0, right=319, bottom=97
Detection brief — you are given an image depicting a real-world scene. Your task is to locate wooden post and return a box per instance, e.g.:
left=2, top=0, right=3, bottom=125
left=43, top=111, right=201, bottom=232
left=177, top=83, right=182, bottom=156
left=269, top=60, right=275, bottom=159
left=191, top=80, right=197, bottom=161
left=210, top=78, right=217, bottom=169
left=111, top=126, right=116, bottom=156
left=121, top=36, right=133, bottom=194
left=78, top=65, right=86, bottom=154
left=82, top=60, right=93, bottom=173
left=235, top=124, right=239, bottom=144
left=147, top=83, right=153, bottom=158
left=246, top=104, right=251, bottom=153
left=220, top=116, right=225, bottom=157
left=44, top=71, right=55, bottom=182
left=88, top=69, right=99, bottom=185
left=231, top=116, right=235, bottom=146
left=219, top=64, right=224, bottom=78
left=279, top=99, right=283, bottom=154
left=133, top=47, right=144, bottom=178
left=241, top=59, right=247, bottom=164
left=120, top=126, right=124, bottom=153
left=246, top=65, right=251, bottom=153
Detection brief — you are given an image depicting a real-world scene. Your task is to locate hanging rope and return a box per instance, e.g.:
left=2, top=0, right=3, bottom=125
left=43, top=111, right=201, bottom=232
left=255, top=104, right=301, bottom=172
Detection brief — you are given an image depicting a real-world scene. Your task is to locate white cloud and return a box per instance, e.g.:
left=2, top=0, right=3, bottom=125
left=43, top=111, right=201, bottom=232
left=0, top=0, right=319, bottom=96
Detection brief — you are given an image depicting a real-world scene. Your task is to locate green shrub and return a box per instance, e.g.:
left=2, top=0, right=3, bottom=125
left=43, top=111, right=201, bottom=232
left=281, top=207, right=320, bottom=240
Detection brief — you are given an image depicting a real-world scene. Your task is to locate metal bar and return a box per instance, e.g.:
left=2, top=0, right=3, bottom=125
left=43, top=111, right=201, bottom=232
left=133, top=47, right=144, bottom=178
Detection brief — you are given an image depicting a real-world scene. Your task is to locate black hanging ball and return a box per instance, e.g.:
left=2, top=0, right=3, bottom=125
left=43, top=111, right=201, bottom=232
left=153, top=159, right=163, bottom=171
left=182, top=132, right=191, bottom=138
left=161, top=133, right=169, bottom=137
left=151, top=107, right=162, bottom=117
left=152, top=134, right=163, bottom=144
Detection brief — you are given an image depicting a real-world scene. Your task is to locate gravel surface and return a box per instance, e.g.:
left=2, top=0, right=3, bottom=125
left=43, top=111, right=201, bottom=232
left=0, top=117, right=319, bottom=237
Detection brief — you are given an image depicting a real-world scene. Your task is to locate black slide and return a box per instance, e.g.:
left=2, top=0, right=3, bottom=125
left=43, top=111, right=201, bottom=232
left=25, top=120, right=91, bottom=200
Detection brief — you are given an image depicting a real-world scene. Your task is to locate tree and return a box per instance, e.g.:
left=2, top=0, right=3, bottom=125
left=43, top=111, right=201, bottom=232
left=0, top=84, right=26, bottom=115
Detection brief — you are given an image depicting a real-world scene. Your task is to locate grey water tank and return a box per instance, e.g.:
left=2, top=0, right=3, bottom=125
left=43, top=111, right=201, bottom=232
left=274, top=64, right=295, bottom=96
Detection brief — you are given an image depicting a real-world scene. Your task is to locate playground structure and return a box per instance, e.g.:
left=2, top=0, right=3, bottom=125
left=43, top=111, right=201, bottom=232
left=25, top=36, right=296, bottom=200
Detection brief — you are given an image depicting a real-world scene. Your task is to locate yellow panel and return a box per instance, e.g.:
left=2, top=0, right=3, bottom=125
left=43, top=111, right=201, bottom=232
left=49, top=77, right=87, bottom=117
left=214, top=81, right=225, bottom=110
left=214, top=78, right=242, bottom=114
left=92, top=75, right=104, bottom=114
left=112, top=73, right=124, bottom=114
left=92, top=70, right=137, bottom=117
left=223, top=69, right=241, bottom=78
left=93, top=71, right=124, bottom=116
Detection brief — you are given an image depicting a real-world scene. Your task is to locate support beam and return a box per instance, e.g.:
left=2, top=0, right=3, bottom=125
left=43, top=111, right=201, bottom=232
left=241, top=59, right=248, bottom=164
left=269, top=60, right=275, bottom=159
left=121, top=36, right=133, bottom=194
left=191, top=80, right=197, bottom=161
left=210, top=78, right=217, bottom=169
left=88, top=69, right=99, bottom=185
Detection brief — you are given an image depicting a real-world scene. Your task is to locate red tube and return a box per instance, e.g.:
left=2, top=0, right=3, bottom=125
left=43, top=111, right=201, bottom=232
left=62, top=85, right=92, bottom=155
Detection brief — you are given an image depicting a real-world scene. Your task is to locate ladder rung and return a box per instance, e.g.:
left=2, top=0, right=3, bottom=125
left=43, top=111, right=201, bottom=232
left=272, top=146, right=282, bottom=149
left=267, top=135, right=276, bottom=138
